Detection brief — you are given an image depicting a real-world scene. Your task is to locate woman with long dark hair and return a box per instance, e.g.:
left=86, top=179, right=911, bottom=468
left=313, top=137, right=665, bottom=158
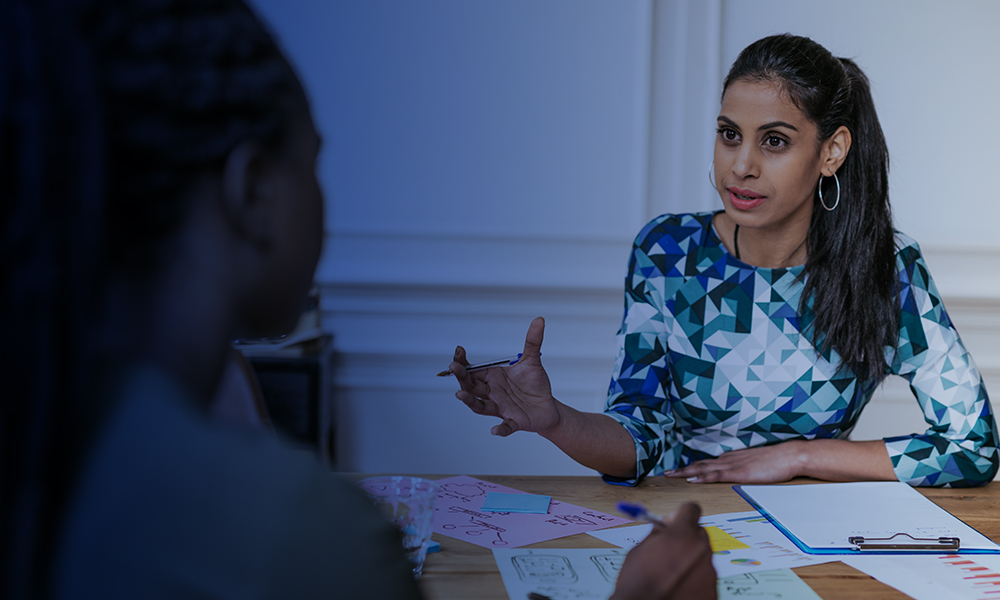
left=451, top=33, right=998, bottom=488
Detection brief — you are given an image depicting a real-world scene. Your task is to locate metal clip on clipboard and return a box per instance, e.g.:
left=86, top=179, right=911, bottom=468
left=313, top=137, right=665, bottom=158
left=848, top=532, right=961, bottom=551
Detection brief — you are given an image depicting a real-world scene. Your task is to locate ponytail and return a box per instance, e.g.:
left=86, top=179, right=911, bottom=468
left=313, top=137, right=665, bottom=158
left=804, top=58, right=896, bottom=382
left=724, top=35, right=898, bottom=382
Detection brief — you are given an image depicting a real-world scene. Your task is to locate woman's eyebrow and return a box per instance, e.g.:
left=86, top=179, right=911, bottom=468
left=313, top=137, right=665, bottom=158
left=717, top=115, right=739, bottom=129
left=758, top=121, right=798, bottom=132
left=717, top=115, right=798, bottom=133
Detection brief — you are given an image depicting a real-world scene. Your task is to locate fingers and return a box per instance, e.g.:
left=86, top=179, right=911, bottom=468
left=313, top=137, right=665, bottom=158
left=666, top=459, right=714, bottom=479
left=665, top=446, right=798, bottom=484
left=667, top=451, right=748, bottom=482
left=448, top=345, right=469, bottom=377
left=490, top=418, right=519, bottom=437
left=522, top=316, right=545, bottom=361
left=455, top=390, right=500, bottom=417
left=667, top=501, right=702, bottom=526
left=673, top=464, right=735, bottom=484
left=450, top=345, right=495, bottom=399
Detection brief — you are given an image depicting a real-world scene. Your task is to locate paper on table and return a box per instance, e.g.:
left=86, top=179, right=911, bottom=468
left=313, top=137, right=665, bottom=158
left=432, top=475, right=631, bottom=549
left=493, top=548, right=821, bottom=600
left=587, top=511, right=836, bottom=578
left=717, top=569, right=822, bottom=600
left=842, top=553, right=1000, bottom=600
left=586, top=523, right=746, bottom=552
left=736, top=482, right=1000, bottom=554
left=494, top=548, right=625, bottom=600
left=705, top=526, right=750, bottom=551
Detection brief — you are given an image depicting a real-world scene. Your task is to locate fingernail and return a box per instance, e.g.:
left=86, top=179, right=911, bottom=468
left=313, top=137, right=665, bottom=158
left=686, top=476, right=698, bottom=482
left=664, top=469, right=675, bottom=475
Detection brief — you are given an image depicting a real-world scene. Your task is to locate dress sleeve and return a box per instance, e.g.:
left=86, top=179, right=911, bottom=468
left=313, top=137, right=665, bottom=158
left=884, top=242, right=999, bottom=487
left=602, top=222, right=676, bottom=486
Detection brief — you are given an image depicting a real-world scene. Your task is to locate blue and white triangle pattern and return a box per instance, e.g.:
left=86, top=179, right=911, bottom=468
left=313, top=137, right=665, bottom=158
left=603, top=212, right=998, bottom=488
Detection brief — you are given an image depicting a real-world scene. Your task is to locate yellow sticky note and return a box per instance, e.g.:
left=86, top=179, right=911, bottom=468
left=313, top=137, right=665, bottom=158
left=704, top=526, right=750, bottom=552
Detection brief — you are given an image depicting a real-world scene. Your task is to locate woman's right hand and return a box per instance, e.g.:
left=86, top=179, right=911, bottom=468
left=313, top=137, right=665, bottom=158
left=450, top=317, right=561, bottom=437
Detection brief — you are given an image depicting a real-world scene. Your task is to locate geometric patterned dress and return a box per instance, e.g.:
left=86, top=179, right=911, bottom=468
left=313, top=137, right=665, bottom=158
left=603, top=212, right=998, bottom=487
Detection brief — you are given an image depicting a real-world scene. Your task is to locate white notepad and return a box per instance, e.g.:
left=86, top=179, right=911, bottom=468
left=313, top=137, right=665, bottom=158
left=735, top=482, right=1000, bottom=555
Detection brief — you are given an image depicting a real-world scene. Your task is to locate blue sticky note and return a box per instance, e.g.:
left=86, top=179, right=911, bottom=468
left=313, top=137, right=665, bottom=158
left=426, top=540, right=441, bottom=554
left=480, top=492, right=551, bottom=514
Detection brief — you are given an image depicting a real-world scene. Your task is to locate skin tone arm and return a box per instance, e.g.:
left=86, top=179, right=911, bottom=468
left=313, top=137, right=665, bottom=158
left=450, top=317, right=639, bottom=480
left=666, top=438, right=895, bottom=484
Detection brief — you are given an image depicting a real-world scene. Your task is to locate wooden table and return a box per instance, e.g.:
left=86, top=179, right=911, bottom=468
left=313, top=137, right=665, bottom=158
left=409, top=475, right=1000, bottom=600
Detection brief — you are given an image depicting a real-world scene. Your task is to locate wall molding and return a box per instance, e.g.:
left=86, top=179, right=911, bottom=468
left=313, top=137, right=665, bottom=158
left=321, top=243, right=1000, bottom=474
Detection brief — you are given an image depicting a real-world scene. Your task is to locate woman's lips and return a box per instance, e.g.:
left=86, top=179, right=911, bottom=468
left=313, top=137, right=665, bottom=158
left=728, top=187, right=766, bottom=210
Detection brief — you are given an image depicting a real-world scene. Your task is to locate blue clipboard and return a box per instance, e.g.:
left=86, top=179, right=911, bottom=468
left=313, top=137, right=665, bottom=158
left=734, top=482, right=1000, bottom=555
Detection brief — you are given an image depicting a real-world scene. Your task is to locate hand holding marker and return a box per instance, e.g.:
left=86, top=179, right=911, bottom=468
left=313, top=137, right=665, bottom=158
left=436, top=353, right=531, bottom=377
left=617, top=501, right=666, bottom=526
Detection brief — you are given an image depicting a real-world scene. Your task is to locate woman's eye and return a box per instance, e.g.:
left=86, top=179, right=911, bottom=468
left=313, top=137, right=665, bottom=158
left=764, top=134, right=786, bottom=148
left=717, top=127, right=739, bottom=143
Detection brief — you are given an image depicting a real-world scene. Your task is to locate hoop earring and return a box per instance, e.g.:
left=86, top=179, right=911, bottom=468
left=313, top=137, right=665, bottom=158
left=708, top=162, right=716, bottom=188
left=818, top=172, right=840, bottom=211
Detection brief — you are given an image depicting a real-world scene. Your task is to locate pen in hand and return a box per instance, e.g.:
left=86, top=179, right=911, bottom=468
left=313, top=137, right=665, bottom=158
left=616, top=501, right=666, bottom=526
left=436, top=353, right=529, bottom=377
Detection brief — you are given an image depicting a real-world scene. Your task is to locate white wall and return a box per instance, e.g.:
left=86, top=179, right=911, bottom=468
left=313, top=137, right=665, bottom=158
left=251, top=0, right=1000, bottom=475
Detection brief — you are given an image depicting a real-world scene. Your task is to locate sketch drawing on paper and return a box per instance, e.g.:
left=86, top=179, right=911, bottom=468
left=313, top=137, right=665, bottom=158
left=442, top=506, right=508, bottom=546
left=438, top=480, right=496, bottom=503
left=511, top=554, right=578, bottom=584
left=524, top=587, right=605, bottom=600
left=590, top=553, right=626, bottom=583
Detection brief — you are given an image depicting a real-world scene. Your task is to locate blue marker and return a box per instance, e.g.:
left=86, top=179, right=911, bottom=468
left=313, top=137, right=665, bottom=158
left=616, top=501, right=666, bottom=526
left=436, top=352, right=537, bottom=377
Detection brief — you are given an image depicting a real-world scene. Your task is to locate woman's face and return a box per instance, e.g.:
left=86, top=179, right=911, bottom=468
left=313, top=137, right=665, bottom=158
left=248, top=106, right=325, bottom=337
left=713, top=79, right=824, bottom=234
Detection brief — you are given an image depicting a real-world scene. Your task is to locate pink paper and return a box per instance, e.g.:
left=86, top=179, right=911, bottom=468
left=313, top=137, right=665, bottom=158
left=431, top=475, right=632, bottom=548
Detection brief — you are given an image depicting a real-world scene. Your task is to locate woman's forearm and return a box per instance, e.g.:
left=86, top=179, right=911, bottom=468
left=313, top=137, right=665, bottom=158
left=668, top=437, right=896, bottom=484
left=537, top=402, right=638, bottom=479
left=795, top=438, right=896, bottom=481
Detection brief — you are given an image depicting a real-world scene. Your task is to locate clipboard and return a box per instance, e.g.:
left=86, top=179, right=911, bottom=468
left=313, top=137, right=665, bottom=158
left=734, top=482, right=1000, bottom=555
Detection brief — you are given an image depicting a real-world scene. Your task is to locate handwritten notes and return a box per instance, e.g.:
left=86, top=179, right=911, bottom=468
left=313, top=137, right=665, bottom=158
left=431, top=475, right=631, bottom=549
left=492, top=547, right=820, bottom=600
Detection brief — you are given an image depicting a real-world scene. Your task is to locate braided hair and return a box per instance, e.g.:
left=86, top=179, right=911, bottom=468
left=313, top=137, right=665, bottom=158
left=1, top=0, right=304, bottom=596
left=723, top=34, right=897, bottom=383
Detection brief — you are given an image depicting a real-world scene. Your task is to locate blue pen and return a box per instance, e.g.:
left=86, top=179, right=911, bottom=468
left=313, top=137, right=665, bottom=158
left=617, top=501, right=666, bottom=526
left=436, top=352, right=532, bottom=377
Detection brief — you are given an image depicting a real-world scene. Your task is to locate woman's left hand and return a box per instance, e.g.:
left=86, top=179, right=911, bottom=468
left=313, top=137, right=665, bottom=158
left=665, top=441, right=808, bottom=484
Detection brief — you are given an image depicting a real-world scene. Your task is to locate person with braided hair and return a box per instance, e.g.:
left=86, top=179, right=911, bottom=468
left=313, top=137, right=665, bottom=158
left=1, top=0, right=716, bottom=598
left=451, top=34, right=998, bottom=489
left=0, top=0, right=421, bottom=597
